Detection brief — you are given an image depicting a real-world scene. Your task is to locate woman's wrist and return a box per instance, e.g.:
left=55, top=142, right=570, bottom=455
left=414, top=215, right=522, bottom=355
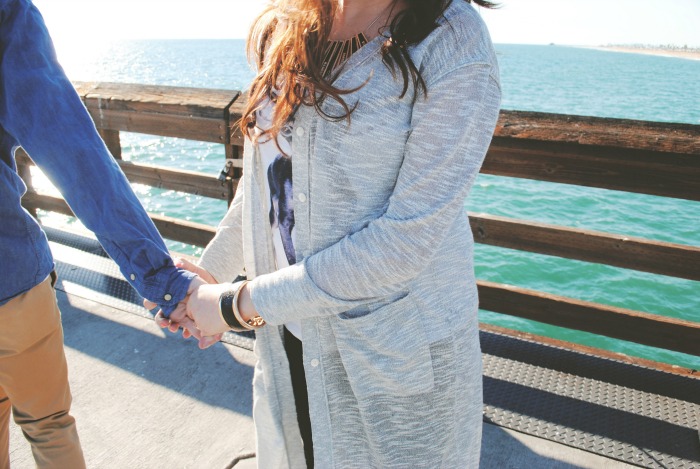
left=237, top=283, right=258, bottom=322
left=218, top=281, right=249, bottom=332
left=219, top=281, right=265, bottom=331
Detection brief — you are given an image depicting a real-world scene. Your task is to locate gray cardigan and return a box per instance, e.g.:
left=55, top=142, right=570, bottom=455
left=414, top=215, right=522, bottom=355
left=199, top=1, right=501, bottom=467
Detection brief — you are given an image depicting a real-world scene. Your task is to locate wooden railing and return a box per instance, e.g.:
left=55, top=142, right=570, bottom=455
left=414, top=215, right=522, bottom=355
left=18, top=82, right=700, bottom=370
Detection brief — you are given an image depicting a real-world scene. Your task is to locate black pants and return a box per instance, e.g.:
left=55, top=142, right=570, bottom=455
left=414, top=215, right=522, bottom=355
left=283, top=327, right=314, bottom=469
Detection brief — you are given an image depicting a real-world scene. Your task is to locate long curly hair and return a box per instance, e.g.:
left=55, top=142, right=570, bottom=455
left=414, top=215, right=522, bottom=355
left=241, top=0, right=497, bottom=141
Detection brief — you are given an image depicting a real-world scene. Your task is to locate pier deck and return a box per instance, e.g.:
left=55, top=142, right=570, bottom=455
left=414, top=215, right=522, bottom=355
left=8, top=226, right=699, bottom=468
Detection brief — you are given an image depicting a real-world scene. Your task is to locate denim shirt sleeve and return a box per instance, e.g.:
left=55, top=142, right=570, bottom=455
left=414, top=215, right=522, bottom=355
left=0, top=0, right=194, bottom=314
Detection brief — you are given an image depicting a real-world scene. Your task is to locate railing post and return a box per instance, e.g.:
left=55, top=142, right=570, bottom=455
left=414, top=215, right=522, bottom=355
left=99, top=129, right=122, bottom=160
left=224, top=93, right=243, bottom=206
left=224, top=145, right=241, bottom=205
left=17, top=147, right=37, bottom=218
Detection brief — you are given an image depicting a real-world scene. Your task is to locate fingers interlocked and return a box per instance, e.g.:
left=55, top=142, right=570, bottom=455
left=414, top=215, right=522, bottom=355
left=144, top=258, right=224, bottom=349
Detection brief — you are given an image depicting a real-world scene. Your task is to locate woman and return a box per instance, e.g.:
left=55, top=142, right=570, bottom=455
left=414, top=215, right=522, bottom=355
left=170, top=0, right=500, bottom=467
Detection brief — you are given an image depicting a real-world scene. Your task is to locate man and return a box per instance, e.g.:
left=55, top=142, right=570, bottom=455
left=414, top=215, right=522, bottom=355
left=0, top=0, right=199, bottom=466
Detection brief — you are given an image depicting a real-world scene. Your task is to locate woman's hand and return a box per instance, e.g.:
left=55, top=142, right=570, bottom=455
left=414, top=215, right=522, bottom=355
left=173, top=257, right=218, bottom=284
left=171, top=258, right=225, bottom=348
left=186, top=283, right=237, bottom=336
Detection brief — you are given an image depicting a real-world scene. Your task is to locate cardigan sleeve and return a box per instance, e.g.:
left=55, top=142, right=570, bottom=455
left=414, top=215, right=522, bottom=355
left=197, top=174, right=246, bottom=283
left=248, top=62, right=501, bottom=325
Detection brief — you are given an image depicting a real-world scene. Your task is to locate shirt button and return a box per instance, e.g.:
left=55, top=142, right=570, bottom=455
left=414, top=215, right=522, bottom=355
left=296, top=126, right=305, bottom=137
left=310, top=359, right=320, bottom=367
left=164, top=294, right=172, bottom=301
left=130, top=274, right=136, bottom=281
left=297, top=193, right=307, bottom=203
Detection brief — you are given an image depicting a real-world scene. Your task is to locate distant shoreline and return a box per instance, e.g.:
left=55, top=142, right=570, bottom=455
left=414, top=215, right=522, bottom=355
left=578, top=45, right=700, bottom=61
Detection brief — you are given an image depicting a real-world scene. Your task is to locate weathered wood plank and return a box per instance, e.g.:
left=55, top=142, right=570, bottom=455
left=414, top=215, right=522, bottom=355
left=75, top=82, right=239, bottom=143
left=117, top=161, right=237, bottom=200
left=233, top=104, right=700, bottom=154
left=150, top=213, right=216, bottom=247
left=477, top=280, right=700, bottom=356
left=72, top=84, right=700, bottom=156
left=483, top=137, right=700, bottom=201
left=17, top=151, right=240, bottom=200
left=84, top=108, right=229, bottom=143
left=74, top=82, right=239, bottom=119
left=22, top=192, right=73, bottom=217
left=469, top=213, right=700, bottom=281
left=21, top=192, right=216, bottom=247
left=496, top=110, right=700, bottom=155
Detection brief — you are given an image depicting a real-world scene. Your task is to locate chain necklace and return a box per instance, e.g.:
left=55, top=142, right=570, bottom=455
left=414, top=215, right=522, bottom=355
left=320, top=33, right=369, bottom=77
left=320, top=5, right=390, bottom=77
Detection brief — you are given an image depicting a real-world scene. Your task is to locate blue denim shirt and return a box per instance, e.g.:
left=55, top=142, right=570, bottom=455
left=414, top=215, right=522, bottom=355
left=0, top=0, right=194, bottom=312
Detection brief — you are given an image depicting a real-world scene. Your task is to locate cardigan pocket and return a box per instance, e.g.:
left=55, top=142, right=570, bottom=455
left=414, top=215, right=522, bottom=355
left=330, top=293, right=435, bottom=399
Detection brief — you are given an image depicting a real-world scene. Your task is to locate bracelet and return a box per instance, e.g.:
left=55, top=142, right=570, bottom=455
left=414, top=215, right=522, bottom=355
left=218, top=281, right=248, bottom=332
left=218, top=280, right=266, bottom=332
left=233, top=281, right=266, bottom=330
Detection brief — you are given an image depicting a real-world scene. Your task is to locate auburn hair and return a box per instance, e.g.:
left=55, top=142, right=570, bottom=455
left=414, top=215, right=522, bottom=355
left=241, top=0, right=497, bottom=142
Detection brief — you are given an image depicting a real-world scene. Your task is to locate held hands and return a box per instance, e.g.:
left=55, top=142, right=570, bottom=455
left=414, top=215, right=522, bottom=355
left=144, top=258, right=223, bottom=349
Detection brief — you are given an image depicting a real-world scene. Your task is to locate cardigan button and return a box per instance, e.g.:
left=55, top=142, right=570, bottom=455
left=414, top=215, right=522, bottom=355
left=297, top=192, right=307, bottom=203
left=164, top=294, right=172, bottom=301
left=295, top=126, right=305, bottom=137
left=310, top=359, right=320, bottom=367
left=130, top=274, right=136, bottom=281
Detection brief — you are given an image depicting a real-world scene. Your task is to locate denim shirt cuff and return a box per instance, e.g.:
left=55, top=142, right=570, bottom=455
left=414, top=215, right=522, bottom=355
left=111, top=249, right=197, bottom=315
left=146, top=269, right=197, bottom=316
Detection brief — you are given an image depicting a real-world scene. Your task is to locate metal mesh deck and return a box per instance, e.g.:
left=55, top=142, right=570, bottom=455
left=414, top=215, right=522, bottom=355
left=482, top=330, right=699, bottom=468
left=45, top=226, right=700, bottom=469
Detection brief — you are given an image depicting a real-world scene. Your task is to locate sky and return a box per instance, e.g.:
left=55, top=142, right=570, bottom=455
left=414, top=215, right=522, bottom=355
left=33, top=0, right=700, bottom=48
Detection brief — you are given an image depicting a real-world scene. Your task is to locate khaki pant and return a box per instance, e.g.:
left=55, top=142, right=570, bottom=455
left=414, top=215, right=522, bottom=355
left=0, top=276, right=85, bottom=469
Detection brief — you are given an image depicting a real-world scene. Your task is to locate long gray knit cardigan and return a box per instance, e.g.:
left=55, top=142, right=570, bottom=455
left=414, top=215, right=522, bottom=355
left=198, top=1, right=501, bottom=467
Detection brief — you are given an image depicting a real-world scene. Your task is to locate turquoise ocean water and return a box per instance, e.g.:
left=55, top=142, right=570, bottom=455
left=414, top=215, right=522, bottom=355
left=44, top=40, right=700, bottom=369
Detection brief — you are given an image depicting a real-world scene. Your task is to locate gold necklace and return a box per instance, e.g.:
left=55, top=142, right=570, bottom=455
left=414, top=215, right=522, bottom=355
left=320, top=6, right=390, bottom=77
left=320, top=33, right=369, bottom=77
